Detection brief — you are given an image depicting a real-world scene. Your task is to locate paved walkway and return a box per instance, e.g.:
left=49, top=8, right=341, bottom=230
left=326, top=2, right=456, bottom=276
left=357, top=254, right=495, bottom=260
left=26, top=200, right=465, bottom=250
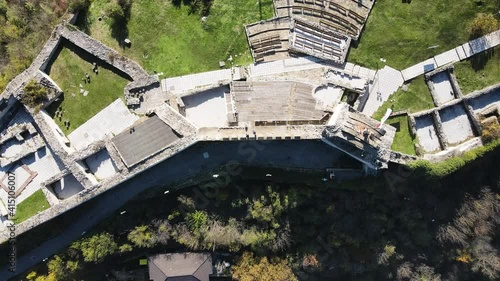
left=361, top=66, right=404, bottom=117
left=68, top=99, right=139, bottom=151
left=362, top=29, right=500, bottom=116
left=401, top=29, right=500, bottom=81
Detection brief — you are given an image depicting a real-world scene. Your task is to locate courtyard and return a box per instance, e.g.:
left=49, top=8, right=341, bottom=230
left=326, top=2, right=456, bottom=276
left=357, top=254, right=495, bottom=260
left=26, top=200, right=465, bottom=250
left=45, top=43, right=130, bottom=134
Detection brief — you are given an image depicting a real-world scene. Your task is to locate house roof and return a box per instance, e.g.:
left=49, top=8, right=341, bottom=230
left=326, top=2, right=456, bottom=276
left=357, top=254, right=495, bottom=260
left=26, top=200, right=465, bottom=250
left=148, top=252, right=213, bottom=281
left=112, top=115, right=181, bottom=167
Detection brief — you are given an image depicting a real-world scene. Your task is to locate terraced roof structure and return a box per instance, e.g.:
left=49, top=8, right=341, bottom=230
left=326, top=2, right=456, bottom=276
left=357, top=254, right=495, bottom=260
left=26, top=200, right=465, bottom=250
left=112, top=115, right=181, bottom=167
left=228, top=81, right=328, bottom=125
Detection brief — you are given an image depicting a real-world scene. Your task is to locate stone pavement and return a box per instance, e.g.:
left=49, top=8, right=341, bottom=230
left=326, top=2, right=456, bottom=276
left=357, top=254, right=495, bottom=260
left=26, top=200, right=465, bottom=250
left=68, top=99, right=139, bottom=151
left=361, top=66, right=404, bottom=117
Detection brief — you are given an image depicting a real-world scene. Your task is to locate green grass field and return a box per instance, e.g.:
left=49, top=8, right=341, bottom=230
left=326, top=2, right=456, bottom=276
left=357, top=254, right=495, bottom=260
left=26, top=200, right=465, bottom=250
left=454, top=47, right=500, bottom=94
left=46, top=47, right=129, bottom=135
left=78, top=0, right=274, bottom=77
left=372, top=77, right=434, bottom=120
left=387, top=115, right=416, bottom=155
left=15, top=190, right=50, bottom=224
left=348, top=0, right=498, bottom=70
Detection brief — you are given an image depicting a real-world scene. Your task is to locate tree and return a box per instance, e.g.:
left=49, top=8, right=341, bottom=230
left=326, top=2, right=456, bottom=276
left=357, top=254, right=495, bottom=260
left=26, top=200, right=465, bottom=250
left=471, top=237, right=500, bottom=280
left=232, top=252, right=298, bottom=281
left=468, top=13, right=498, bottom=39
left=27, top=255, right=80, bottom=281
left=152, top=219, right=172, bottom=245
left=105, top=1, right=124, bottom=22
left=246, top=185, right=289, bottom=227
left=187, top=210, right=208, bottom=233
left=72, top=232, right=118, bottom=263
left=128, top=225, right=156, bottom=248
left=204, top=218, right=242, bottom=251
left=68, top=0, right=90, bottom=13
left=21, top=79, right=48, bottom=108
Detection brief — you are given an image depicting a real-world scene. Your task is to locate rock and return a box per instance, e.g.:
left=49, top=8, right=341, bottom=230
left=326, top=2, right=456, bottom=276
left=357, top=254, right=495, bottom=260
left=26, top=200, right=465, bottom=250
left=402, top=84, right=409, bottom=92
left=219, top=61, right=226, bottom=68
left=83, top=90, right=89, bottom=97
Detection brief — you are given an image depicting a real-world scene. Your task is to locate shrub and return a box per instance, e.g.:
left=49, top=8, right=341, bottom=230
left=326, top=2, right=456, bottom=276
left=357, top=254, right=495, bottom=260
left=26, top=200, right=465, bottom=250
left=127, top=225, right=156, bottom=248
left=468, top=13, right=498, bottom=39
left=481, top=119, right=500, bottom=143
left=72, top=232, right=118, bottom=263
left=409, top=139, right=500, bottom=178
left=21, top=80, right=48, bottom=108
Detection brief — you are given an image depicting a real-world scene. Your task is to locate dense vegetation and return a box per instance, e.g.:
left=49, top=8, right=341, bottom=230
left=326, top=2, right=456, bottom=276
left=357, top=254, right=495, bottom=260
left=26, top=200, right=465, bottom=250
left=24, top=145, right=500, bottom=280
left=0, top=0, right=70, bottom=93
left=20, top=80, right=49, bottom=109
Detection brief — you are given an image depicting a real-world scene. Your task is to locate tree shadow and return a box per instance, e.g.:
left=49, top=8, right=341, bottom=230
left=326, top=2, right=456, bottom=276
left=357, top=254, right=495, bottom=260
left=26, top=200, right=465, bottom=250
left=170, top=0, right=213, bottom=16
left=109, top=1, right=133, bottom=48
left=75, top=8, right=91, bottom=35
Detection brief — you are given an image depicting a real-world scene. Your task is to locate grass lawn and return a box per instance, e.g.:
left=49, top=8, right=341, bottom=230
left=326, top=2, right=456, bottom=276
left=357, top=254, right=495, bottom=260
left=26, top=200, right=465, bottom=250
left=372, top=77, right=434, bottom=120
left=454, top=47, right=500, bottom=94
left=45, top=46, right=130, bottom=135
left=15, top=190, right=50, bottom=224
left=348, top=0, right=498, bottom=70
left=78, top=0, right=275, bottom=77
left=387, top=115, right=416, bottom=155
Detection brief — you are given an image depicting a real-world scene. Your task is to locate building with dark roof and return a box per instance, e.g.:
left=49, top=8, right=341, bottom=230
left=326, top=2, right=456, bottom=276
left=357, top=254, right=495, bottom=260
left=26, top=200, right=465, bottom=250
left=112, top=115, right=182, bottom=167
left=148, top=252, right=213, bottom=281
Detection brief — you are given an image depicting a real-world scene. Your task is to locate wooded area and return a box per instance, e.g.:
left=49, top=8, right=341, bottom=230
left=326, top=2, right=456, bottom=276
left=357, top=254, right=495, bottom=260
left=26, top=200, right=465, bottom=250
left=0, top=0, right=73, bottom=93
left=25, top=146, right=500, bottom=280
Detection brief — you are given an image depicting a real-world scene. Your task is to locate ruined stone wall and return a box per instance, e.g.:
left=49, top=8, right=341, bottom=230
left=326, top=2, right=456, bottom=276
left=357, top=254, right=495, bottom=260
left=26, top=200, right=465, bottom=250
left=431, top=110, right=448, bottom=150
left=0, top=133, right=200, bottom=242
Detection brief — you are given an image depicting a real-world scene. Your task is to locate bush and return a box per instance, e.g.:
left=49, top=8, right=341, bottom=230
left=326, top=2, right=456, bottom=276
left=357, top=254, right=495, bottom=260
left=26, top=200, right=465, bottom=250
left=481, top=119, right=500, bottom=143
left=21, top=80, right=48, bottom=108
left=468, top=13, right=498, bottom=39
left=0, top=0, right=7, bottom=18
left=72, top=232, right=118, bottom=263
left=127, top=225, right=155, bottom=248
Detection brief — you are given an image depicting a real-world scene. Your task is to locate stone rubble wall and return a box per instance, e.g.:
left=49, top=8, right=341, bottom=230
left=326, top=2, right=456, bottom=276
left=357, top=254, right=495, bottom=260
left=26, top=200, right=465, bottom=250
left=60, top=26, right=150, bottom=81
left=0, top=134, right=200, bottom=242
left=153, top=104, right=198, bottom=136
left=431, top=110, right=448, bottom=150
left=448, top=68, right=463, bottom=98
left=105, top=140, right=128, bottom=171
left=425, top=76, right=439, bottom=107
left=462, top=100, right=482, bottom=136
